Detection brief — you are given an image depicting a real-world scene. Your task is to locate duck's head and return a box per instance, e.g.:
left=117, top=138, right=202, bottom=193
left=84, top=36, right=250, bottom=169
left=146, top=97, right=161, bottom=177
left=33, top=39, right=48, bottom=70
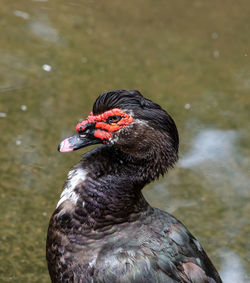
left=59, top=90, right=178, bottom=167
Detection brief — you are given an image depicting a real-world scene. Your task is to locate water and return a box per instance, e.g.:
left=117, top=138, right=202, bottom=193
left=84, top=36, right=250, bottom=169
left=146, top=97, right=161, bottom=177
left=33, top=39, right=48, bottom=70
left=0, top=1, right=249, bottom=282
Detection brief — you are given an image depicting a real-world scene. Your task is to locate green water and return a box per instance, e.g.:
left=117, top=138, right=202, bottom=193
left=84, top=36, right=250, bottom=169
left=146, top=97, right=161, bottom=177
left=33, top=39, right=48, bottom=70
left=0, top=1, right=249, bottom=282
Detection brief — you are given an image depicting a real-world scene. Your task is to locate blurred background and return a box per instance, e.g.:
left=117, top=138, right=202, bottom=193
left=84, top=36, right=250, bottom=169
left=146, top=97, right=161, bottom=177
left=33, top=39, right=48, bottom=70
left=0, top=0, right=249, bottom=282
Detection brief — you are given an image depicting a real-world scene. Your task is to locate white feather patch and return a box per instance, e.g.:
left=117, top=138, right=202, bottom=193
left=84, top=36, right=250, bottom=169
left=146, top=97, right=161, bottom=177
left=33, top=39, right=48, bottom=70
left=89, top=255, right=97, bottom=268
left=56, top=168, right=87, bottom=208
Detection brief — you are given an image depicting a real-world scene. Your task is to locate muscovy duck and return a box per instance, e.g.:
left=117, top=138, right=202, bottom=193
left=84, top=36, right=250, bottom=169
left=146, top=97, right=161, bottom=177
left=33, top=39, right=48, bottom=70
left=46, top=90, right=222, bottom=283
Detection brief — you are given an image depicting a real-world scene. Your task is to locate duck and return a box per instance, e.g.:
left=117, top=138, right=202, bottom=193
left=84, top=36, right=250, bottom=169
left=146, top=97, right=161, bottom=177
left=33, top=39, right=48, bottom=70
left=46, top=89, right=222, bottom=283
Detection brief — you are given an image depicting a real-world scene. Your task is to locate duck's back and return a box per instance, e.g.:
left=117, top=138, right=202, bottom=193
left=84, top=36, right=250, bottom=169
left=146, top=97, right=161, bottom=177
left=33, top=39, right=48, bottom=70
left=47, top=207, right=221, bottom=283
left=93, top=208, right=220, bottom=283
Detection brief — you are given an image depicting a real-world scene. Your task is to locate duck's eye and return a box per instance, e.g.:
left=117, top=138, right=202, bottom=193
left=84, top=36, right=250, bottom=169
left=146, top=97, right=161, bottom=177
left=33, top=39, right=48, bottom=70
left=107, top=115, right=121, bottom=124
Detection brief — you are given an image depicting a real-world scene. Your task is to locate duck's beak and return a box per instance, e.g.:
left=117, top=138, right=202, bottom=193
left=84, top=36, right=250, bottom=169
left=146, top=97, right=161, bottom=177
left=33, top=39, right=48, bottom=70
left=58, top=133, right=100, bottom=152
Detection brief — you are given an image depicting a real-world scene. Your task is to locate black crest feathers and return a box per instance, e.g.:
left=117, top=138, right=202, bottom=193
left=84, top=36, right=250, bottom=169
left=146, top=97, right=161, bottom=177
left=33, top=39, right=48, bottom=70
left=92, top=89, right=160, bottom=114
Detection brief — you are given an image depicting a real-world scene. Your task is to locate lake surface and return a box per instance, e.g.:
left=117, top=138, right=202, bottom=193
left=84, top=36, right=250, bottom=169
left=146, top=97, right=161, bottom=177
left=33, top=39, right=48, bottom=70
left=0, top=1, right=249, bottom=282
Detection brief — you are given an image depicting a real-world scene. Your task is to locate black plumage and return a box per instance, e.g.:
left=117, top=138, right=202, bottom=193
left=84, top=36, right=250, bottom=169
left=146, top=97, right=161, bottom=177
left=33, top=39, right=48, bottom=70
left=46, top=90, right=222, bottom=282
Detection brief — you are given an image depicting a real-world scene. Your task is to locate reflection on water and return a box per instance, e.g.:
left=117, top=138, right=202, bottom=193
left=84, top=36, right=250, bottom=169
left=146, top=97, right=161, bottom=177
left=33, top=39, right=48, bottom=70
left=13, top=10, right=30, bottom=20
left=179, top=129, right=238, bottom=167
left=42, top=64, right=52, bottom=72
left=0, top=0, right=250, bottom=282
left=29, top=14, right=59, bottom=43
left=179, top=128, right=249, bottom=196
left=29, top=20, right=58, bottom=43
left=0, top=112, right=7, bottom=117
left=220, top=250, right=249, bottom=283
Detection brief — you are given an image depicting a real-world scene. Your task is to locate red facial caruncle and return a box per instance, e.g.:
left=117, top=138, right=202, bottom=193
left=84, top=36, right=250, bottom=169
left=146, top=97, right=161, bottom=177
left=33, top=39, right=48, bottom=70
left=76, top=108, right=133, bottom=141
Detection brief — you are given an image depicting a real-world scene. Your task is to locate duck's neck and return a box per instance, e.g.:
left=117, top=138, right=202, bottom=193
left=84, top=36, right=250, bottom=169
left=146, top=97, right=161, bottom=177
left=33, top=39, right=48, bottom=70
left=59, top=143, right=171, bottom=229
left=75, top=146, right=150, bottom=227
